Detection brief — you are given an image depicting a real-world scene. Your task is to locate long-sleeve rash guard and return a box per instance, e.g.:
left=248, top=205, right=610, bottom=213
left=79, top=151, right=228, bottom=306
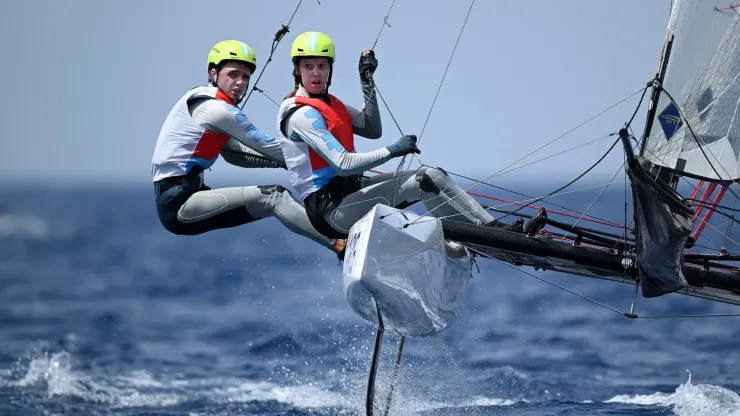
left=347, top=80, right=382, bottom=140
left=190, top=98, right=286, bottom=168
left=219, top=138, right=286, bottom=169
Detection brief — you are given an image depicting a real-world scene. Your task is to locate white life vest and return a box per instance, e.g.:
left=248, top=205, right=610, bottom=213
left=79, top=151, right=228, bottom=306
left=151, top=86, right=235, bottom=182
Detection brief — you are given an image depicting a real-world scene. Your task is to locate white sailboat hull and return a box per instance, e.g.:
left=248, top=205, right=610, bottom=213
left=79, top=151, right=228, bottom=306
left=342, top=204, right=473, bottom=338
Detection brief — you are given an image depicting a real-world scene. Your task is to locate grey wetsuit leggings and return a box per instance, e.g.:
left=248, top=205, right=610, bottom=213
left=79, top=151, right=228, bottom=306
left=322, top=167, right=496, bottom=235
left=154, top=175, right=334, bottom=249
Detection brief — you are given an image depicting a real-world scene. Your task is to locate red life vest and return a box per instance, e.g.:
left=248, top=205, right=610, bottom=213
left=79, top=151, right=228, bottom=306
left=289, top=93, right=355, bottom=170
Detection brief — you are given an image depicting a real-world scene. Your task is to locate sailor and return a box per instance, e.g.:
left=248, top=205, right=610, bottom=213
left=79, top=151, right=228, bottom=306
left=275, top=32, right=548, bottom=240
left=151, top=39, right=346, bottom=257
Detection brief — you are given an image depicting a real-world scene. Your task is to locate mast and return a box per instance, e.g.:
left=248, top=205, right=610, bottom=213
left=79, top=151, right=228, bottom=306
left=641, top=26, right=675, bottom=154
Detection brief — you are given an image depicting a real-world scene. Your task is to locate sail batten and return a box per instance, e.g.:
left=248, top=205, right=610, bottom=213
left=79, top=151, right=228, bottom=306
left=642, top=0, right=740, bottom=182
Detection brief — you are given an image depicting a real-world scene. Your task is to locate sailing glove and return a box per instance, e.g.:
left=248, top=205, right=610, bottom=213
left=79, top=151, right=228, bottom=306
left=359, top=50, right=378, bottom=83
left=387, top=135, right=421, bottom=157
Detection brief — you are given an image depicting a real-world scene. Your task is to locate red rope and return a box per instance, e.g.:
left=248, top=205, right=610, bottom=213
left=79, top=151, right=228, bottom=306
left=718, top=3, right=740, bottom=11
left=466, top=191, right=627, bottom=229
left=612, top=219, right=635, bottom=249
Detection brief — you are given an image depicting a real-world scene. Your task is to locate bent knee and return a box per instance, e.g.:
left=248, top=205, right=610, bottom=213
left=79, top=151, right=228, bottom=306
left=178, top=191, right=230, bottom=223
left=415, top=167, right=452, bottom=194
left=423, top=167, right=450, bottom=181
left=258, top=184, right=291, bottom=196
left=158, top=213, right=206, bottom=236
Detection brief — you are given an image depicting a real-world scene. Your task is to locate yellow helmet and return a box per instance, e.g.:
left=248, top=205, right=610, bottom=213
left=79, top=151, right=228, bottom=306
left=208, top=40, right=257, bottom=74
left=290, top=32, right=335, bottom=63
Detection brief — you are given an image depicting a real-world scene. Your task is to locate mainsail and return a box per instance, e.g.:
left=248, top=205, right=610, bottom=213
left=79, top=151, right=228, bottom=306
left=642, top=0, right=740, bottom=182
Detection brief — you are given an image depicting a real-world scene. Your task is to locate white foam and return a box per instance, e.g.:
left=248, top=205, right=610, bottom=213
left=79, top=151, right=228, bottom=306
left=387, top=395, right=521, bottom=414
left=6, top=351, right=183, bottom=408
left=606, top=391, right=673, bottom=406
left=9, top=349, right=737, bottom=415
left=468, top=395, right=520, bottom=406
left=208, top=380, right=350, bottom=408
left=605, top=371, right=740, bottom=416
left=2, top=349, right=351, bottom=411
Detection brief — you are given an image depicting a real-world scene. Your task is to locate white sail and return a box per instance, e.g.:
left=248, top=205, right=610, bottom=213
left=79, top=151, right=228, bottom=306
left=643, top=0, right=740, bottom=182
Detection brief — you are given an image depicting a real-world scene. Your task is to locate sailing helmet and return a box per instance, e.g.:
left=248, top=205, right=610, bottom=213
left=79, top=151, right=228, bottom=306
left=290, top=32, right=335, bottom=93
left=290, top=32, right=336, bottom=63
left=207, top=40, right=257, bottom=78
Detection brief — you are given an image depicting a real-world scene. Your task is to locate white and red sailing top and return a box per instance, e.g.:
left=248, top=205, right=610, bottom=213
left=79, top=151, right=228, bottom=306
left=151, top=86, right=284, bottom=182
left=275, top=85, right=387, bottom=200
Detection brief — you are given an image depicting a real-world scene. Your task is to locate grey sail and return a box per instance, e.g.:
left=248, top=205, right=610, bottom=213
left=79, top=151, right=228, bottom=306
left=642, top=0, right=740, bottom=182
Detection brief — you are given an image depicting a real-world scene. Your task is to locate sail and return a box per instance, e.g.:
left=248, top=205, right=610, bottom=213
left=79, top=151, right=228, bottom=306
left=642, top=0, right=740, bottom=182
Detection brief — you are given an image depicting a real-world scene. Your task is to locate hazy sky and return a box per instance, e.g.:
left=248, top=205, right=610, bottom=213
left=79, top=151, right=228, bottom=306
left=1, top=0, right=672, bottom=187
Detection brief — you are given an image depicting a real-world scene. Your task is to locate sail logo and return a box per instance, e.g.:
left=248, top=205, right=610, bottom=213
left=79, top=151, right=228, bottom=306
left=658, top=102, right=683, bottom=141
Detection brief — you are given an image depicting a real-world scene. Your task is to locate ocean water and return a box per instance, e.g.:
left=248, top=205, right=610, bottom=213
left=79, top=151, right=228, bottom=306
left=1, top=182, right=740, bottom=416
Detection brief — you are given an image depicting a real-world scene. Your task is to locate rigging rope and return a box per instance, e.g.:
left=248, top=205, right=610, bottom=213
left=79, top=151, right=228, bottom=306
left=717, top=3, right=740, bottom=12
left=684, top=198, right=737, bottom=216
left=555, top=154, right=629, bottom=242
left=402, top=135, right=621, bottom=228
left=397, top=0, right=476, bottom=173
left=481, top=182, right=629, bottom=217
left=373, top=83, right=405, bottom=136
left=465, top=246, right=740, bottom=320
left=724, top=196, right=738, bottom=251
left=443, top=167, right=626, bottom=226
left=397, top=85, right=651, bottom=227
left=406, top=179, right=632, bottom=231
left=470, top=247, right=626, bottom=316
left=486, top=134, right=616, bottom=178
left=401, top=133, right=629, bottom=229
left=239, top=0, right=317, bottom=110
left=366, top=133, right=635, bottom=230
left=417, top=0, right=474, bottom=146
left=363, top=1, right=406, bottom=140
left=532, top=85, right=650, bottom=233
left=250, top=87, right=280, bottom=107
left=492, top=135, right=620, bottom=224
left=371, top=0, right=397, bottom=50
left=634, top=313, right=740, bottom=318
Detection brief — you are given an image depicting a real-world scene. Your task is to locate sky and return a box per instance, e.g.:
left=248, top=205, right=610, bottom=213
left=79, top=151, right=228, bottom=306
left=0, top=0, right=673, bottom=188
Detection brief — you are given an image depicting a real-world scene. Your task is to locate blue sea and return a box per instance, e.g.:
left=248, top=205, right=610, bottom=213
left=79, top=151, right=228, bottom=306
left=2, top=181, right=740, bottom=415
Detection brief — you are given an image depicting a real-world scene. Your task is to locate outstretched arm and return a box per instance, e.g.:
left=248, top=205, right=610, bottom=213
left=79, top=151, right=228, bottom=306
left=191, top=99, right=286, bottom=163
left=287, top=106, right=392, bottom=176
